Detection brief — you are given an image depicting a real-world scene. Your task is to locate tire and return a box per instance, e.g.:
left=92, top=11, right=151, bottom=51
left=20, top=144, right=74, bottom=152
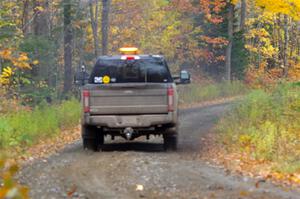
left=163, top=126, right=178, bottom=151
left=82, top=125, right=104, bottom=151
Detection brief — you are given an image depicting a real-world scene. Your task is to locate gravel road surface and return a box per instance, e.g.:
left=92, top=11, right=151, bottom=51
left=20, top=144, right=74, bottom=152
left=18, top=103, right=300, bottom=199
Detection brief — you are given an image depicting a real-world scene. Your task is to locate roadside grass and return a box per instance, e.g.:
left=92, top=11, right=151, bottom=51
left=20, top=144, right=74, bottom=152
left=178, top=81, right=248, bottom=105
left=0, top=99, right=80, bottom=150
left=217, top=83, right=300, bottom=173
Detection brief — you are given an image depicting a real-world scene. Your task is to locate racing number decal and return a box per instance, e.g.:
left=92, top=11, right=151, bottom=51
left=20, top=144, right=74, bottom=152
left=103, top=75, right=111, bottom=84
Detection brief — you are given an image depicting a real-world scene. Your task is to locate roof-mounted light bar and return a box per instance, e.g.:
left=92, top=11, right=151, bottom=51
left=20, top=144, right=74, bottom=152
left=119, top=47, right=139, bottom=55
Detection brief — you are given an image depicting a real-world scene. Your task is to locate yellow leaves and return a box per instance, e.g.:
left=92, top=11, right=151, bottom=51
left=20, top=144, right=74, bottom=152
left=245, top=28, right=270, bottom=39
left=34, top=6, right=44, bottom=13
left=0, top=78, right=10, bottom=85
left=245, top=28, right=278, bottom=58
left=0, top=158, right=29, bottom=199
left=254, top=0, right=300, bottom=20
left=0, top=49, right=32, bottom=70
left=0, top=67, right=13, bottom=85
left=32, top=60, right=39, bottom=65
left=231, top=0, right=239, bottom=5
left=2, top=67, right=13, bottom=78
left=0, top=49, right=33, bottom=86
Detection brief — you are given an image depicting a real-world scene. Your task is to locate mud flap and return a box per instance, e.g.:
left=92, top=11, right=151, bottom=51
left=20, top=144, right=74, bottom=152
left=82, top=125, right=104, bottom=152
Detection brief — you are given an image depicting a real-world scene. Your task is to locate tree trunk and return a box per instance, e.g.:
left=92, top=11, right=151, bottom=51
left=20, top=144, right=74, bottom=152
left=297, top=22, right=300, bottom=63
left=277, top=15, right=283, bottom=66
left=89, top=0, right=99, bottom=58
left=225, top=3, right=234, bottom=81
left=21, top=0, right=30, bottom=35
left=63, top=0, right=73, bottom=94
left=33, top=0, right=50, bottom=36
left=101, top=0, right=111, bottom=55
left=283, top=15, right=289, bottom=77
left=31, top=0, right=51, bottom=80
left=240, top=0, right=246, bottom=31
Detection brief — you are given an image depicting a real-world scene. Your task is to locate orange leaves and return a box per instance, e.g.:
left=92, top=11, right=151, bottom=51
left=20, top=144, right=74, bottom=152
left=245, top=61, right=299, bottom=88
left=0, top=49, right=32, bottom=70
left=201, top=132, right=300, bottom=187
left=198, top=36, right=228, bottom=64
left=11, top=60, right=31, bottom=70
left=0, top=158, right=29, bottom=199
left=200, top=36, right=229, bottom=46
left=0, top=49, right=34, bottom=86
left=288, top=62, right=300, bottom=81
left=0, top=50, right=12, bottom=60
left=199, top=0, right=226, bottom=24
left=17, top=53, right=29, bottom=62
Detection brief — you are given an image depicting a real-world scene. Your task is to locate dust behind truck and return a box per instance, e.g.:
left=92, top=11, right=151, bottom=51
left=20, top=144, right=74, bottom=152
left=77, top=47, right=190, bottom=151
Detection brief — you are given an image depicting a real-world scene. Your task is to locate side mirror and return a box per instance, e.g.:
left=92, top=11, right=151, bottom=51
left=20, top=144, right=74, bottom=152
left=74, top=70, right=90, bottom=86
left=175, top=70, right=191, bottom=84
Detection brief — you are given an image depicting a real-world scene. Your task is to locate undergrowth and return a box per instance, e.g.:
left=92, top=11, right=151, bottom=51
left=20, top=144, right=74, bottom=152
left=217, top=83, right=300, bottom=173
left=0, top=99, right=80, bottom=150
left=178, top=81, right=248, bottom=104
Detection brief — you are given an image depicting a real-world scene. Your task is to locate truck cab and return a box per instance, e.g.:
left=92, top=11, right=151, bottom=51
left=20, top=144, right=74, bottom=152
left=79, top=48, right=190, bottom=151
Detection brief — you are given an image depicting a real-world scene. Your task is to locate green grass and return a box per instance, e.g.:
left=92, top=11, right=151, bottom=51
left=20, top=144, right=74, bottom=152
left=0, top=99, right=80, bottom=149
left=178, top=81, right=248, bottom=105
left=217, top=83, right=300, bottom=173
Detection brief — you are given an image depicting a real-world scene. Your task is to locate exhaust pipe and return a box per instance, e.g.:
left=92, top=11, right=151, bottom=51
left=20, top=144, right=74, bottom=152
left=124, top=127, right=134, bottom=140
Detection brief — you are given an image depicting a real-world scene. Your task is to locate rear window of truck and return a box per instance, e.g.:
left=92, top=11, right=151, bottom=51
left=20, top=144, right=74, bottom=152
left=89, top=58, right=173, bottom=84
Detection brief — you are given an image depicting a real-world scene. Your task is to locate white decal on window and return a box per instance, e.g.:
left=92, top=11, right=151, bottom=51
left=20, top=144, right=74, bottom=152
left=94, top=77, right=103, bottom=83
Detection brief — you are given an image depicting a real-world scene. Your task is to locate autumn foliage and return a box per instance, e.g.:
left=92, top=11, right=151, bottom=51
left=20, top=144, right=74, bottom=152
left=218, top=83, right=300, bottom=182
left=0, top=158, right=29, bottom=199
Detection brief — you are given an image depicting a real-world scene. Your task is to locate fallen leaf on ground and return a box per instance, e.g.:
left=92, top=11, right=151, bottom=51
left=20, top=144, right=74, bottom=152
left=136, top=184, right=144, bottom=191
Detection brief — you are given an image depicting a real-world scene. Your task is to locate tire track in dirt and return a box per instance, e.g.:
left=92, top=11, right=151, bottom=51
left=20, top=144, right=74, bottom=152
left=18, top=103, right=300, bottom=199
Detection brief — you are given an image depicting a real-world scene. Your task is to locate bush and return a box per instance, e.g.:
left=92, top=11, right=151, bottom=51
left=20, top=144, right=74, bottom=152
left=218, top=83, right=300, bottom=172
left=0, top=99, right=80, bottom=149
left=178, top=81, right=248, bottom=104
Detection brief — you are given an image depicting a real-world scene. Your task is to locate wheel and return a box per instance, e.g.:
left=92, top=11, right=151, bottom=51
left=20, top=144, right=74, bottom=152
left=163, top=135, right=178, bottom=151
left=163, top=126, right=178, bottom=151
left=82, top=125, right=104, bottom=151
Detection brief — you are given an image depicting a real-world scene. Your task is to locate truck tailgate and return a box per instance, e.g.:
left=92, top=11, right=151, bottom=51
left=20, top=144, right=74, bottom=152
left=88, top=84, right=169, bottom=115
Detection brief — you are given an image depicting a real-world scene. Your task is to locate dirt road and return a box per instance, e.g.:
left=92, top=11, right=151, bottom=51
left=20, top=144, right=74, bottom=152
left=18, top=103, right=300, bottom=199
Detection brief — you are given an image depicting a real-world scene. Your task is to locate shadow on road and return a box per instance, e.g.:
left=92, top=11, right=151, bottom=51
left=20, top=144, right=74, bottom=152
left=101, top=142, right=165, bottom=152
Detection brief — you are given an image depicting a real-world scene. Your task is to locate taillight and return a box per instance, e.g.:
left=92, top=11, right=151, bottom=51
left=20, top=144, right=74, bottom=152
left=167, top=86, right=174, bottom=112
left=126, top=56, right=135, bottom=60
left=83, top=90, right=90, bottom=113
left=121, top=55, right=140, bottom=60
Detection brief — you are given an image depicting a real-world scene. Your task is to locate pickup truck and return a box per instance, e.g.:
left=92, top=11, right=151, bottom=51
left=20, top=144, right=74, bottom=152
left=79, top=54, right=190, bottom=151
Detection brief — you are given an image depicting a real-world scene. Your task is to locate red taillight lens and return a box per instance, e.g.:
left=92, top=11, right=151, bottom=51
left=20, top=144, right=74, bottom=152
left=126, top=56, right=135, bottom=60
left=83, top=90, right=90, bottom=113
left=121, top=55, right=140, bottom=60
left=167, top=86, right=174, bottom=112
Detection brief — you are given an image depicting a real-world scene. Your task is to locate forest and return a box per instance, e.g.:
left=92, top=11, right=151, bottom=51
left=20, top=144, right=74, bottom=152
left=0, top=0, right=299, bottom=105
left=0, top=0, right=299, bottom=198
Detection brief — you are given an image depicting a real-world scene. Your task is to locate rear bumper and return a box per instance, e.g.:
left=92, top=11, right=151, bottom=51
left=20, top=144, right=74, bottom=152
left=83, top=113, right=176, bottom=128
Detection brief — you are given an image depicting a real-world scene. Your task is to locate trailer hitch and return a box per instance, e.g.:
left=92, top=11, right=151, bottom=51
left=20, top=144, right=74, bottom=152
left=124, top=127, right=134, bottom=140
